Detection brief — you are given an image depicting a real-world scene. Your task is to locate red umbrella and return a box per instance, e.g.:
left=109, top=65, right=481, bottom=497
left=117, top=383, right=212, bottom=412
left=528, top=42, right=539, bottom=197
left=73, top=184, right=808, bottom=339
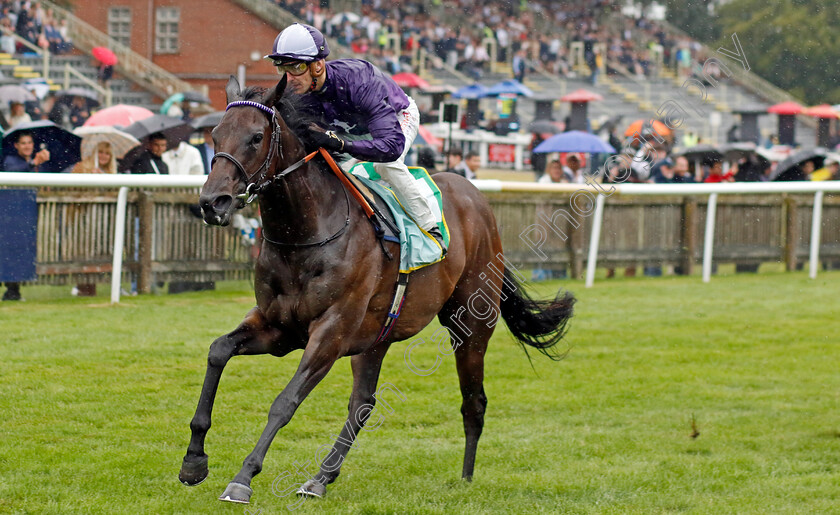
left=767, top=101, right=803, bottom=115
left=391, top=72, right=430, bottom=90
left=83, top=104, right=154, bottom=128
left=560, top=88, right=603, bottom=103
left=92, top=47, right=118, bottom=66
left=803, top=104, right=839, bottom=119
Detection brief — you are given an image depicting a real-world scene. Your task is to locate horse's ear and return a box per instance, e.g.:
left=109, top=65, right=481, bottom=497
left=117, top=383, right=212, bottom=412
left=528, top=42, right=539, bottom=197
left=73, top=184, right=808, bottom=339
left=225, top=75, right=241, bottom=104
left=263, top=75, right=287, bottom=110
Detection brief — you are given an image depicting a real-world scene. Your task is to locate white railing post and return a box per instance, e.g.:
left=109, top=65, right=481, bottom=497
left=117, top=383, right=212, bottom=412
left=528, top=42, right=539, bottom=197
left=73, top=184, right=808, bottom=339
left=585, top=193, right=606, bottom=288
left=809, top=191, right=824, bottom=280
left=702, top=193, right=718, bottom=283
left=110, top=187, right=129, bottom=304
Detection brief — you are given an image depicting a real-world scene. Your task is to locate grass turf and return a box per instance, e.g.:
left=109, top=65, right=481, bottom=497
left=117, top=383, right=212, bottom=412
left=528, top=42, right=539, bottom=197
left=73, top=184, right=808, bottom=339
left=1, top=270, right=839, bottom=514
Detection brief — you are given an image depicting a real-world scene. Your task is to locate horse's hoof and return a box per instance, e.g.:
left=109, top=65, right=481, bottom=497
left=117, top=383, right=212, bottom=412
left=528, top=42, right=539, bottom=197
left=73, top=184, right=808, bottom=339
left=296, top=479, right=326, bottom=498
left=219, top=482, right=252, bottom=504
left=179, top=454, right=209, bottom=486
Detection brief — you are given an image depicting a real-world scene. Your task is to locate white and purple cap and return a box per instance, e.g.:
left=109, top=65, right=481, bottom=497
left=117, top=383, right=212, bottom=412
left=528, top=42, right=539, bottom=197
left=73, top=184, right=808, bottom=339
left=265, top=23, right=330, bottom=63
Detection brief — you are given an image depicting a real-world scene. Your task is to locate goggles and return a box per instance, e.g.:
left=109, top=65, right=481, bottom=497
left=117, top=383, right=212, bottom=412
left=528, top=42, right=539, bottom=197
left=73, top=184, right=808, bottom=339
left=273, top=60, right=310, bottom=76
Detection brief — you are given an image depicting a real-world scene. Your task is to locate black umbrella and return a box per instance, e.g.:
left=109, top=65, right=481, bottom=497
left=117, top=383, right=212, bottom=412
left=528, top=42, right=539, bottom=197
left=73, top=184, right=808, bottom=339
left=600, top=114, right=623, bottom=133
left=123, top=114, right=194, bottom=151
left=57, top=87, right=100, bottom=106
left=190, top=111, right=224, bottom=130
left=770, top=147, right=827, bottom=181
left=527, top=119, right=562, bottom=134
left=182, top=91, right=212, bottom=104
left=720, top=141, right=756, bottom=162
left=2, top=120, right=81, bottom=172
left=677, top=144, right=723, bottom=163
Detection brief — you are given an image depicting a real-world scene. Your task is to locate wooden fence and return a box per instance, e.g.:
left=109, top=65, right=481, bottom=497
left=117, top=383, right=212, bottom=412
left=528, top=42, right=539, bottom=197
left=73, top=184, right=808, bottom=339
left=34, top=188, right=254, bottom=290
left=25, top=188, right=840, bottom=288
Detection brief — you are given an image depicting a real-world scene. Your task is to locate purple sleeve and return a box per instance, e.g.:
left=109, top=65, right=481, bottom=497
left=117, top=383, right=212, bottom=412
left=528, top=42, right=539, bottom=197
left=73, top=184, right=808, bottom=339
left=344, top=91, right=406, bottom=163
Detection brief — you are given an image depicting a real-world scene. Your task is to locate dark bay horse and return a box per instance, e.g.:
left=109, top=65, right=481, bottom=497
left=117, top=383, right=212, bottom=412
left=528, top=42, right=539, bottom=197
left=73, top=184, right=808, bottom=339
left=179, top=76, right=575, bottom=504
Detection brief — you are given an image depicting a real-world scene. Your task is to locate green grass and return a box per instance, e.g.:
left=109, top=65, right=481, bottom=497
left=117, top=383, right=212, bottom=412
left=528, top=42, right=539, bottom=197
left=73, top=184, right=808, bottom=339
left=1, top=270, right=839, bottom=514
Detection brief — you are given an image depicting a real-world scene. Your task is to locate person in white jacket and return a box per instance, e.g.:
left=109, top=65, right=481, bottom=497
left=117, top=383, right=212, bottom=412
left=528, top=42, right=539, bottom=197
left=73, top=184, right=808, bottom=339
left=162, top=140, right=204, bottom=175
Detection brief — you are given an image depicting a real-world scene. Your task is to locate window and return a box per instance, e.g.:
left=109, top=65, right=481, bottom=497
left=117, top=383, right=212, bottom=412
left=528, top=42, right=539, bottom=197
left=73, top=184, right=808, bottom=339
left=107, top=7, right=131, bottom=48
left=155, top=7, right=180, bottom=54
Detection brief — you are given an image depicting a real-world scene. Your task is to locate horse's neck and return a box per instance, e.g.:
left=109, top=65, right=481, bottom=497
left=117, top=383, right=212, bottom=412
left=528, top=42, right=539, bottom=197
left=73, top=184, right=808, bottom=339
left=259, top=159, right=347, bottom=245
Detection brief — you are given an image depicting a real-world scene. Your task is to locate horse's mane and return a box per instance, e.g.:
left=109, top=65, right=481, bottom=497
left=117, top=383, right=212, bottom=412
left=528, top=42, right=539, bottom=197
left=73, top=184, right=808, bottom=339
left=239, top=86, right=324, bottom=145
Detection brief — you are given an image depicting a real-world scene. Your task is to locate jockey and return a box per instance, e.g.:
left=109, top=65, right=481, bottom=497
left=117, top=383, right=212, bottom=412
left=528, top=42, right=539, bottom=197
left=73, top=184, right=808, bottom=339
left=265, top=23, right=446, bottom=252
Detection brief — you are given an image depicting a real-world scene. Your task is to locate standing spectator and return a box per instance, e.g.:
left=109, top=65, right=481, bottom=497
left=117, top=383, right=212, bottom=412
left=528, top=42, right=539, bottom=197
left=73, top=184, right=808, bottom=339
left=68, top=96, right=90, bottom=128
left=449, top=150, right=481, bottom=179
left=649, top=157, right=675, bottom=183
left=563, top=153, right=585, bottom=183
left=416, top=147, right=437, bottom=172
left=2, top=130, right=50, bottom=172
left=512, top=48, right=526, bottom=83
left=72, top=141, right=116, bottom=174
left=1, top=130, right=50, bottom=300
left=810, top=156, right=840, bottom=181
left=444, top=147, right=476, bottom=179
left=533, top=158, right=568, bottom=281
left=194, top=127, right=215, bottom=175
left=129, top=133, right=169, bottom=175
left=162, top=140, right=203, bottom=176
left=703, top=160, right=734, bottom=183
left=671, top=156, right=695, bottom=183
left=0, top=18, right=16, bottom=55
left=537, top=158, right=565, bottom=184
left=8, top=101, right=31, bottom=127
left=97, top=63, right=113, bottom=89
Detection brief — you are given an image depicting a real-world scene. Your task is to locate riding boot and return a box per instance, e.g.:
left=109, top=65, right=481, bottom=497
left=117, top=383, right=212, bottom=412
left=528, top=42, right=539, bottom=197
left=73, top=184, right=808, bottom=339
left=427, top=227, right=447, bottom=256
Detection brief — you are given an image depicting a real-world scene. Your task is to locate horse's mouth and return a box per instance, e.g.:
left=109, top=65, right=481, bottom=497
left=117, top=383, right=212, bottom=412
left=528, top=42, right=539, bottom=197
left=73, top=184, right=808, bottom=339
left=199, top=194, right=240, bottom=226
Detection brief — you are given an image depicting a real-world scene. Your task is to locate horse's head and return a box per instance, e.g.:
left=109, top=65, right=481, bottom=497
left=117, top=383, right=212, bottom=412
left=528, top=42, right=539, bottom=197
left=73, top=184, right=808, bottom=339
left=199, top=75, right=291, bottom=226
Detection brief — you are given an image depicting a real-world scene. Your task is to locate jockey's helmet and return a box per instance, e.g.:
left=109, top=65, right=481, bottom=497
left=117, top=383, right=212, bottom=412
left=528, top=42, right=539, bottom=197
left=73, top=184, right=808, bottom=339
left=265, top=23, right=330, bottom=65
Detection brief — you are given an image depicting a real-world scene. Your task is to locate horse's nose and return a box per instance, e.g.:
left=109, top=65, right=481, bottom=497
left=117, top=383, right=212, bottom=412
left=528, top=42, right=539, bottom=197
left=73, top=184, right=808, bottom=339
left=199, top=194, right=233, bottom=225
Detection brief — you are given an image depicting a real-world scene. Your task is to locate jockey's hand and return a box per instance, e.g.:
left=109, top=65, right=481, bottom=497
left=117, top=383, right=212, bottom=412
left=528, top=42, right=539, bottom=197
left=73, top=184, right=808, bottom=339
left=307, top=129, right=346, bottom=153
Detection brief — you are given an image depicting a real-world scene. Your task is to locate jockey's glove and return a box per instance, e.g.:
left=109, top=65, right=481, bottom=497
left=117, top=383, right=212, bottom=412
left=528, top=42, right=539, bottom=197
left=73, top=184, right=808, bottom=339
left=308, top=129, right=347, bottom=153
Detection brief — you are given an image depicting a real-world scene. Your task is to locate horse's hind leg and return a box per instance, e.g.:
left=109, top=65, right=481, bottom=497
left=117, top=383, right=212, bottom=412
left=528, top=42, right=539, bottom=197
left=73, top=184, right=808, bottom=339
left=297, top=342, right=394, bottom=498
left=179, top=307, right=285, bottom=486
left=440, top=291, right=494, bottom=481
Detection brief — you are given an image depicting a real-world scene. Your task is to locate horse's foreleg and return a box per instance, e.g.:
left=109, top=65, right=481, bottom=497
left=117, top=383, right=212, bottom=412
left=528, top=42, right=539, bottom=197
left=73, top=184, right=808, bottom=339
left=219, top=321, right=348, bottom=504
left=297, top=342, right=391, bottom=498
left=179, top=308, right=284, bottom=487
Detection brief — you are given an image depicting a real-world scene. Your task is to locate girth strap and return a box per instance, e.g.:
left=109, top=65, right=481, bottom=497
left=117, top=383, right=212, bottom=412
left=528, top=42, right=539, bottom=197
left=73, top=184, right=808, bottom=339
left=374, top=272, right=410, bottom=344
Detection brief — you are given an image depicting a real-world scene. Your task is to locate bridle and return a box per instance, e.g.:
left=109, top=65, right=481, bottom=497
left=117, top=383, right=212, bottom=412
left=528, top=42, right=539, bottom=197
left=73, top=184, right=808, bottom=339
left=211, top=99, right=350, bottom=247
left=211, top=100, right=284, bottom=204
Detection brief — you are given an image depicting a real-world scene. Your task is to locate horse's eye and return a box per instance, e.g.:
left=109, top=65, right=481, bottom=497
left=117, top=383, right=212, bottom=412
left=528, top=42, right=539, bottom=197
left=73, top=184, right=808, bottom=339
left=251, top=133, right=264, bottom=145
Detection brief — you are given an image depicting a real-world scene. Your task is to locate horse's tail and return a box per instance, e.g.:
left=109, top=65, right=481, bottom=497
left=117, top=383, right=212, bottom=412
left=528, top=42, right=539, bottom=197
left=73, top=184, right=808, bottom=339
left=499, top=267, right=575, bottom=361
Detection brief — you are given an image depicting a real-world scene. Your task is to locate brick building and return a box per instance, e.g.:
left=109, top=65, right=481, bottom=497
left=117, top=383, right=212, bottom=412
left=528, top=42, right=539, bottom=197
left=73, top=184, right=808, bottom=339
left=69, top=0, right=287, bottom=108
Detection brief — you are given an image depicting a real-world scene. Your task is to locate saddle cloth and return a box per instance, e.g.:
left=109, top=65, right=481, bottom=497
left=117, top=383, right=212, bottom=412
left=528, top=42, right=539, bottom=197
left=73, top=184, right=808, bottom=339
left=348, top=162, right=449, bottom=273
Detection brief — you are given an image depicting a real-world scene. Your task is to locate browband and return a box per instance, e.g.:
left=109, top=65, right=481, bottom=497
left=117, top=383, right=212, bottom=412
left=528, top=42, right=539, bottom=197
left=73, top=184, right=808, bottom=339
left=226, top=100, right=275, bottom=117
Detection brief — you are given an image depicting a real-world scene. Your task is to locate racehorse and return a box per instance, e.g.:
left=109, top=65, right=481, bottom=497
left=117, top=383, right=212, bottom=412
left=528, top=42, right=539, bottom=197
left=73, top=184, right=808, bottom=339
left=179, top=76, right=575, bottom=504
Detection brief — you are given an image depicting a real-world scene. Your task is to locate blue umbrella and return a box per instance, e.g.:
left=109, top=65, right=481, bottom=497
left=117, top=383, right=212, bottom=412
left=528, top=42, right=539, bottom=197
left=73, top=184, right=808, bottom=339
left=452, top=83, right=489, bottom=99
left=485, top=79, right=534, bottom=98
left=532, top=130, right=616, bottom=154
left=2, top=120, right=82, bottom=172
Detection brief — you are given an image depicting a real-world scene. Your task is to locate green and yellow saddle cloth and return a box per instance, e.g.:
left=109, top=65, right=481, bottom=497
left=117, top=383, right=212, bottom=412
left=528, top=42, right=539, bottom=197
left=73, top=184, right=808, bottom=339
left=346, top=161, right=449, bottom=344
left=348, top=162, right=449, bottom=273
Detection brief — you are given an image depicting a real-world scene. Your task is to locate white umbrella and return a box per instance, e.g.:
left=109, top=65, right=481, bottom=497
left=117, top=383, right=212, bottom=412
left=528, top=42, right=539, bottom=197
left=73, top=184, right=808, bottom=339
left=73, top=125, right=141, bottom=159
left=330, top=12, right=361, bottom=24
